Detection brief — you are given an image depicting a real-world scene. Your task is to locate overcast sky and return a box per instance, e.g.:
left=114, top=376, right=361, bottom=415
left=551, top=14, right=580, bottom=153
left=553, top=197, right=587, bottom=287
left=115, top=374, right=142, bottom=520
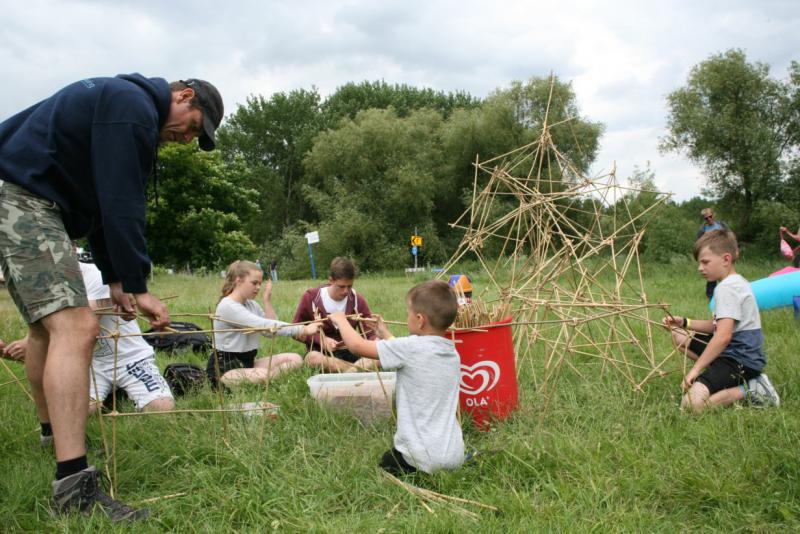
left=2, top=0, right=798, bottom=200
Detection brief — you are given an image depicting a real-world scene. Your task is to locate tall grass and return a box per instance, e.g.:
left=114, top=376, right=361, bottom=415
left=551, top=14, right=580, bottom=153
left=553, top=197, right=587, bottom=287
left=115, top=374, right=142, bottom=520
left=0, top=260, right=798, bottom=532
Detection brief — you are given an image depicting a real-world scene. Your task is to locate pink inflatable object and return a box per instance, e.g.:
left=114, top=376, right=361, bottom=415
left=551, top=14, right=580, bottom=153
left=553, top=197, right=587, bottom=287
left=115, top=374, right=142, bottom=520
left=769, top=266, right=800, bottom=277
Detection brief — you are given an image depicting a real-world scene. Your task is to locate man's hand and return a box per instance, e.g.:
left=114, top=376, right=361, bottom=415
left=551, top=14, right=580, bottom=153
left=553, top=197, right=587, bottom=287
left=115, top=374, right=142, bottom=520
left=109, top=282, right=137, bottom=321
left=134, top=292, right=170, bottom=329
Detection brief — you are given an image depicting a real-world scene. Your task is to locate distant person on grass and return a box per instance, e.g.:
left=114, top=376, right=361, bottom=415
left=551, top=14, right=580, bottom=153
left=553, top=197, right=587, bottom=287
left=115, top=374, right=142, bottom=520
left=294, top=257, right=379, bottom=373
left=663, top=230, right=779, bottom=413
left=208, top=260, right=318, bottom=388
left=329, top=280, right=464, bottom=475
left=696, top=208, right=730, bottom=299
left=779, top=225, right=800, bottom=267
left=0, top=74, right=223, bottom=521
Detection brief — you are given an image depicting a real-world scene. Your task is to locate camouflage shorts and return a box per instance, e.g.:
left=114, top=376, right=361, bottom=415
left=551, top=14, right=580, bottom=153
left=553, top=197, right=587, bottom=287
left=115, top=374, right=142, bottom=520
left=0, top=181, right=87, bottom=324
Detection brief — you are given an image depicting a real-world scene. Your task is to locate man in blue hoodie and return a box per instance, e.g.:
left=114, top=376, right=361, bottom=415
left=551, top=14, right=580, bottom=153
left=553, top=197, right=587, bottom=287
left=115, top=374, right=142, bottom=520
left=0, top=74, right=223, bottom=521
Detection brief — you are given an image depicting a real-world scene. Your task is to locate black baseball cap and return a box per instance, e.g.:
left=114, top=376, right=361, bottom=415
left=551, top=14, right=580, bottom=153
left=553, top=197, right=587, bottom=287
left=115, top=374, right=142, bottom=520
left=181, top=79, right=223, bottom=151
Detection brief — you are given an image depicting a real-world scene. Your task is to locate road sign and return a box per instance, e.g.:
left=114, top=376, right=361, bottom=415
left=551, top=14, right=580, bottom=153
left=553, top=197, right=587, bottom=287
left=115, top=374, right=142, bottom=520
left=305, top=231, right=320, bottom=244
left=410, top=235, right=423, bottom=247
left=411, top=245, right=418, bottom=256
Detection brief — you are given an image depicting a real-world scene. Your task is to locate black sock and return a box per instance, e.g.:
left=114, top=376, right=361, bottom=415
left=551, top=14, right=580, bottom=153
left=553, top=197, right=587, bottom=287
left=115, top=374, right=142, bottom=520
left=55, top=456, right=88, bottom=480
left=40, top=422, right=52, bottom=437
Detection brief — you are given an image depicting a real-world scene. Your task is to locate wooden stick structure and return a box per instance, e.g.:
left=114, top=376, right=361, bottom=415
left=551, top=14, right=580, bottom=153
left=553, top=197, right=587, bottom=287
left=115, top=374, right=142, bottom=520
left=440, top=77, right=676, bottom=398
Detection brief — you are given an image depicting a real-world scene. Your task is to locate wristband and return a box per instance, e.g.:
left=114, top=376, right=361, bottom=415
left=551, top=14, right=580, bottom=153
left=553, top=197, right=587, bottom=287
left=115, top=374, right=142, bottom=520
left=386, top=335, right=396, bottom=340
left=686, top=318, right=692, bottom=330
left=682, top=317, right=687, bottom=328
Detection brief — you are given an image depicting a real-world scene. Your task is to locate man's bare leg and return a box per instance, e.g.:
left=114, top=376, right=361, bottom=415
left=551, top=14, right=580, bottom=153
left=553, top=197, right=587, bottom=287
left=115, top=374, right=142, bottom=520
left=40, top=307, right=98, bottom=461
left=25, top=326, right=51, bottom=425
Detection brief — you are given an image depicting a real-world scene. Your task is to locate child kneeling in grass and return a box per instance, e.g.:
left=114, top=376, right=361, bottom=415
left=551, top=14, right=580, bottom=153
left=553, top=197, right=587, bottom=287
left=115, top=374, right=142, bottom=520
left=663, top=229, right=779, bottom=413
left=328, top=280, right=465, bottom=475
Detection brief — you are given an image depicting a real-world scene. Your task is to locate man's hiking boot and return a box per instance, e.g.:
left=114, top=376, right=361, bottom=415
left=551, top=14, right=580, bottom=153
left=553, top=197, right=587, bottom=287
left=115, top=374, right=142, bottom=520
left=746, top=373, right=780, bottom=408
left=51, top=466, right=148, bottom=522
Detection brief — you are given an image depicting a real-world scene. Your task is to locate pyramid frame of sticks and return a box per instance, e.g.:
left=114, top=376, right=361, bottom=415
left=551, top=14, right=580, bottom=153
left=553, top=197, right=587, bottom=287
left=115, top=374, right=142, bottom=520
left=441, top=88, right=687, bottom=406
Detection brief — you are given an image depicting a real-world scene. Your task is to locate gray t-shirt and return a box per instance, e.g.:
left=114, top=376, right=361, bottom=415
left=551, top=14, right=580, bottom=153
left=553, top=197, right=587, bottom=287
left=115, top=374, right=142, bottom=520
left=713, top=273, right=766, bottom=371
left=377, top=335, right=464, bottom=473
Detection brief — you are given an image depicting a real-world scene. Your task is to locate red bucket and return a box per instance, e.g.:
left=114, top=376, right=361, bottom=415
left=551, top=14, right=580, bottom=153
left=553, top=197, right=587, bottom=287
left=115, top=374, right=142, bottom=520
left=452, top=316, right=518, bottom=429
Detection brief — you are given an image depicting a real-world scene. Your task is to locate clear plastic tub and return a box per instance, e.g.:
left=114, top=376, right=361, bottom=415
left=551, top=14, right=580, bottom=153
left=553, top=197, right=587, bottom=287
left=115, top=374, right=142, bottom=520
left=307, top=372, right=396, bottom=425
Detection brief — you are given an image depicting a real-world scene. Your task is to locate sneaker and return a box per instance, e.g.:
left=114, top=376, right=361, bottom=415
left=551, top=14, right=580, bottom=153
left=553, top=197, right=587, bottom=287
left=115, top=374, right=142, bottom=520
left=51, top=466, right=149, bottom=522
left=746, top=373, right=780, bottom=408
left=40, top=433, right=53, bottom=448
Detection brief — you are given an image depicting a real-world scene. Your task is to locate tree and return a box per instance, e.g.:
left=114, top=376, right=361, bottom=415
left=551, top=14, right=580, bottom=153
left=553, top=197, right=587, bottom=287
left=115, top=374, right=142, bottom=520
left=321, top=80, right=480, bottom=124
left=302, top=108, right=448, bottom=271
left=661, top=49, right=797, bottom=237
left=147, top=144, right=258, bottom=270
left=486, top=76, right=604, bottom=174
left=216, top=88, right=324, bottom=244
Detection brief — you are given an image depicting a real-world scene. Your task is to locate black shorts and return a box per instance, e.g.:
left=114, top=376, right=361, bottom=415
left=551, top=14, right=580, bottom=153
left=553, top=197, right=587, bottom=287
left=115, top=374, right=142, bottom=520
left=696, top=356, right=760, bottom=394
left=379, top=448, right=417, bottom=476
left=206, top=349, right=257, bottom=387
left=687, top=333, right=713, bottom=357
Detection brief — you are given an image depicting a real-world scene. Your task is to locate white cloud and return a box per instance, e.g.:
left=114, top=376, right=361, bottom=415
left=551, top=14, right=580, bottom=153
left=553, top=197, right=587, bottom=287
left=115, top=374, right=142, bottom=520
left=1, top=0, right=798, bottom=202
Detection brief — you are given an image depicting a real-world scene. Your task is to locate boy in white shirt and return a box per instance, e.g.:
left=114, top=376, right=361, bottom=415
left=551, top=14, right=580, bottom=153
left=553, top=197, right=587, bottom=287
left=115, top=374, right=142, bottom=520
left=663, top=230, right=779, bottom=412
left=81, top=261, right=175, bottom=414
left=329, top=280, right=464, bottom=475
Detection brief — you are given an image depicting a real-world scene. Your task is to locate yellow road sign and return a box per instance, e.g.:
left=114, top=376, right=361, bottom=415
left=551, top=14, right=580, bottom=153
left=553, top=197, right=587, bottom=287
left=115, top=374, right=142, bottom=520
left=410, top=235, right=423, bottom=247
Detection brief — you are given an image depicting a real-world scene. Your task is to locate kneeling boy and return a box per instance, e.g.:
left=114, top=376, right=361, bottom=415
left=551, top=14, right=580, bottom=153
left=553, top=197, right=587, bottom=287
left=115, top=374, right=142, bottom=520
left=663, top=230, right=779, bottom=413
left=81, top=260, right=175, bottom=414
left=329, top=280, right=464, bottom=475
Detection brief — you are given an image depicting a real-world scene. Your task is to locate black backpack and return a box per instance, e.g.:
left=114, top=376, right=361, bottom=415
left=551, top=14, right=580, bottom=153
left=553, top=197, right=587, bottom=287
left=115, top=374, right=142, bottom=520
left=163, top=363, right=206, bottom=396
left=145, top=321, right=211, bottom=354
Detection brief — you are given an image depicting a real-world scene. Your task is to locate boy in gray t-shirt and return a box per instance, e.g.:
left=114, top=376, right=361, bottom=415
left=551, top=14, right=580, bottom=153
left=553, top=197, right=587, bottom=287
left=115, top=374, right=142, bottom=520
left=329, top=280, right=465, bottom=475
left=663, top=229, right=779, bottom=413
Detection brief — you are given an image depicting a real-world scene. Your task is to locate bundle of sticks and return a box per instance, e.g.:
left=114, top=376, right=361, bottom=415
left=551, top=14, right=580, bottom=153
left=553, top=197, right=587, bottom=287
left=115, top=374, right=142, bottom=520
left=452, top=292, right=511, bottom=329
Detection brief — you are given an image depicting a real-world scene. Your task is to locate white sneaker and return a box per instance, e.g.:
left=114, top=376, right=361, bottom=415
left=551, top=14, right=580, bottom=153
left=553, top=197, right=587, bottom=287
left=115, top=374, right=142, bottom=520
left=40, top=433, right=53, bottom=448
left=746, top=373, right=780, bottom=407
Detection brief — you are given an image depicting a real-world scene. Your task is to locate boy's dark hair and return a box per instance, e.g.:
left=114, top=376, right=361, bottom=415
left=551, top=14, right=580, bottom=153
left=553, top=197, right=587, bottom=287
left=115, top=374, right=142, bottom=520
left=407, top=280, right=458, bottom=330
left=329, top=257, right=356, bottom=280
left=693, top=229, right=739, bottom=261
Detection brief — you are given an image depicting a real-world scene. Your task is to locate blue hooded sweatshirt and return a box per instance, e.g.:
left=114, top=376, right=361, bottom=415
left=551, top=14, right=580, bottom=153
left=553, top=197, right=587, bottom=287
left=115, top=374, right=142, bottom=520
left=0, top=73, right=171, bottom=293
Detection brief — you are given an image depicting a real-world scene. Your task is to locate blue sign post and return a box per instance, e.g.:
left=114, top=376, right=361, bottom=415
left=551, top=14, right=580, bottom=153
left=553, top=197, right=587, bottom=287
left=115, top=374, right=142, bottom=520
left=305, top=231, right=320, bottom=280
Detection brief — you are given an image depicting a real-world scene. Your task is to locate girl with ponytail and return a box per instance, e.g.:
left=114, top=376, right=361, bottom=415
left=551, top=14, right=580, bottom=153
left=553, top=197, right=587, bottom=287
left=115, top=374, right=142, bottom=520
left=207, top=260, right=317, bottom=387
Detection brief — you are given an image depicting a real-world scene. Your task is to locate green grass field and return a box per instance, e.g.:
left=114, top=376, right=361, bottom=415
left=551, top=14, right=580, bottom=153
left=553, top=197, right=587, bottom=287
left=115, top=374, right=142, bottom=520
left=1, top=260, right=798, bottom=532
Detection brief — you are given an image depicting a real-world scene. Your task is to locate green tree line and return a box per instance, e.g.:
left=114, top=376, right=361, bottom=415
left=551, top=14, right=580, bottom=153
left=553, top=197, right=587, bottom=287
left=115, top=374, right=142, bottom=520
left=146, top=50, right=800, bottom=275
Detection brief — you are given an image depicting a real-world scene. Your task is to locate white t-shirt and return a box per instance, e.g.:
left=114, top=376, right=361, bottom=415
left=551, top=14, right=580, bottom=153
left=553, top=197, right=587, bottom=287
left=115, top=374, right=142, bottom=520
left=377, top=335, right=464, bottom=473
left=320, top=287, right=347, bottom=314
left=80, top=262, right=153, bottom=364
left=213, top=296, right=303, bottom=353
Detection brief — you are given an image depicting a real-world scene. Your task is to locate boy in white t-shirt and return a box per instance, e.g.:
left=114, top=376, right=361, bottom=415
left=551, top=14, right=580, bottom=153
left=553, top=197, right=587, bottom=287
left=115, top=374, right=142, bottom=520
left=663, top=229, right=779, bottom=413
left=329, top=280, right=464, bottom=475
left=80, top=261, right=175, bottom=414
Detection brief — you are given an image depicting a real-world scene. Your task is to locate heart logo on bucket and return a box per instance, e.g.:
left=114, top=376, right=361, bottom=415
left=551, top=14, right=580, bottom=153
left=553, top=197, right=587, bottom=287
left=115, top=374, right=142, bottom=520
left=460, top=361, right=501, bottom=395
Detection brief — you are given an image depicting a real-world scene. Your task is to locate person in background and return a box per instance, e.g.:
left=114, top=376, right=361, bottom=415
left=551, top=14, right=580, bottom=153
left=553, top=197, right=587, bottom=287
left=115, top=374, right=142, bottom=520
left=779, top=226, right=800, bottom=267
left=269, top=259, right=278, bottom=283
left=294, top=257, right=378, bottom=373
left=208, top=260, right=317, bottom=388
left=696, top=208, right=730, bottom=299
